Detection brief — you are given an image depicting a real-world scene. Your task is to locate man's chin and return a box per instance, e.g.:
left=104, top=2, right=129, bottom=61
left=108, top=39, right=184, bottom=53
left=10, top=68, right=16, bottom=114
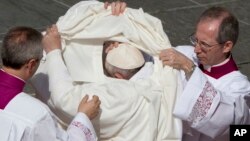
left=198, top=59, right=208, bottom=66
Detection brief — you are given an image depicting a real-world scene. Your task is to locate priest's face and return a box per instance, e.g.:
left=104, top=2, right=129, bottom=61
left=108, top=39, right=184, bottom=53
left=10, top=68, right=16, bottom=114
left=193, top=19, right=228, bottom=66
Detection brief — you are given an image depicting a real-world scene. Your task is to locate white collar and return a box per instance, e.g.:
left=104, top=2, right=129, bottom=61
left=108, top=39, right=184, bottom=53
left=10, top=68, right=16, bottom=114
left=203, top=57, right=230, bottom=72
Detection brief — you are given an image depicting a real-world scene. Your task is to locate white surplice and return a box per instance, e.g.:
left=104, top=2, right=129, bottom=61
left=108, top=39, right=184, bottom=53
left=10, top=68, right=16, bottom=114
left=173, top=45, right=250, bottom=141
left=0, top=93, right=97, bottom=141
left=31, top=1, right=182, bottom=141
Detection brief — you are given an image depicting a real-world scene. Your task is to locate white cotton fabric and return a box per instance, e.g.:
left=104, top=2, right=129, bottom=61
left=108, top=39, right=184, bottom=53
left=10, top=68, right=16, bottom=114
left=106, top=43, right=145, bottom=69
left=32, top=1, right=182, bottom=141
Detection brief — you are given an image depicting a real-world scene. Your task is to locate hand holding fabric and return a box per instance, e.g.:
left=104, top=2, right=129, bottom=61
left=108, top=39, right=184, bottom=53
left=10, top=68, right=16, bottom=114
left=42, top=24, right=61, bottom=53
left=104, top=1, right=127, bottom=15
left=159, top=48, right=194, bottom=74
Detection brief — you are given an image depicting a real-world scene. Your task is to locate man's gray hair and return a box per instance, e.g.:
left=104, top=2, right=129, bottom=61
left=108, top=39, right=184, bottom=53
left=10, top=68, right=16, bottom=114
left=105, top=61, right=141, bottom=80
left=1, top=26, right=43, bottom=69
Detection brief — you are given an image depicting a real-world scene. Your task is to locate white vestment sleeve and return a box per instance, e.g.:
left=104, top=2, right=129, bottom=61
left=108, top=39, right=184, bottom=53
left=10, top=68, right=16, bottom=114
left=174, top=68, right=250, bottom=138
left=45, top=49, right=82, bottom=117
left=66, top=113, right=97, bottom=141
left=46, top=49, right=74, bottom=97
left=29, top=112, right=97, bottom=141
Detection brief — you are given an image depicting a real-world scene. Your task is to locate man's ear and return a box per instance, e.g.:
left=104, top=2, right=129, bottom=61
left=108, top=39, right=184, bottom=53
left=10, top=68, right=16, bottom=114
left=114, top=72, right=124, bottom=79
left=26, top=59, right=38, bottom=74
left=223, top=40, right=233, bottom=53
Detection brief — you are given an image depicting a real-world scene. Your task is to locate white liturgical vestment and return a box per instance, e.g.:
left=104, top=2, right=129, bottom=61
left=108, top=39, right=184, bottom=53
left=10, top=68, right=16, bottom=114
left=31, top=1, right=182, bottom=141
left=173, top=45, right=250, bottom=141
left=0, top=93, right=97, bottom=141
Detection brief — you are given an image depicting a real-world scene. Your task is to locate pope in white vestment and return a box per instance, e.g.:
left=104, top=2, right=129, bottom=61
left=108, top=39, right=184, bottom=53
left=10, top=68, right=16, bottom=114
left=31, top=1, right=183, bottom=141
left=172, top=45, right=250, bottom=141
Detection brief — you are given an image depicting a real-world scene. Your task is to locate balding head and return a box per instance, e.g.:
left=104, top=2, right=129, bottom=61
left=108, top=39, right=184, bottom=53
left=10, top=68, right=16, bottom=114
left=197, top=6, right=239, bottom=46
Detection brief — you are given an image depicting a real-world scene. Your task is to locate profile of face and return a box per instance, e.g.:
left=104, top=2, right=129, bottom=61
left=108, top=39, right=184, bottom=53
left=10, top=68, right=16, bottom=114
left=193, top=19, right=229, bottom=66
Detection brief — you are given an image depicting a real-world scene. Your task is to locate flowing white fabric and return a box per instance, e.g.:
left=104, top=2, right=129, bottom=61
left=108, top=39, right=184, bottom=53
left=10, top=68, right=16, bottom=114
left=56, top=0, right=171, bottom=82
left=32, top=1, right=182, bottom=141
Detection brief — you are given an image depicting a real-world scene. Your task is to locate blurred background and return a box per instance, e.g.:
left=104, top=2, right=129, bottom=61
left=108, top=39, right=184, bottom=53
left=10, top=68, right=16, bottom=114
left=0, top=0, right=249, bottom=93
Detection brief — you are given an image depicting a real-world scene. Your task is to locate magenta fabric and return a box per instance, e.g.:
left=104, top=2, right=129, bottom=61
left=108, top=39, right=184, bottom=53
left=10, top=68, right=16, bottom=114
left=0, top=70, right=25, bottom=109
left=199, top=56, right=238, bottom=79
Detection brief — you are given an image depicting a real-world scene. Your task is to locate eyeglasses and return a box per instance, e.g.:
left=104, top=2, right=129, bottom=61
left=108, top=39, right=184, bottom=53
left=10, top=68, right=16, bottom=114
left=189, top=33, right=223, bottom=51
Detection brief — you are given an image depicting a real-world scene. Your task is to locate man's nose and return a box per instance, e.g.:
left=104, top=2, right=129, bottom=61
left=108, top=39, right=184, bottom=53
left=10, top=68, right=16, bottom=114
left=194, top=43, right=202, bottom=53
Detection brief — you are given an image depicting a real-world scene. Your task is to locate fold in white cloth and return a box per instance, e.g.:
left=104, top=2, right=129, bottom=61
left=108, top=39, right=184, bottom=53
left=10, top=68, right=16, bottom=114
left=56, top=1, right=183, bottom=140
left=56, top=0, right=172, bottom=82
left=33, top=1, right=183, bottom=141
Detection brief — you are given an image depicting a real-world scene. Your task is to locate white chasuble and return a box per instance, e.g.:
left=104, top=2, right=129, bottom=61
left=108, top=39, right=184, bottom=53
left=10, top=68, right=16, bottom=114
left=31, top=1, right=182, bottom=141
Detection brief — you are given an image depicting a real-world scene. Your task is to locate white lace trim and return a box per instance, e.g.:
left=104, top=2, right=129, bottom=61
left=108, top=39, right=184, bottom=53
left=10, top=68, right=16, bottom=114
left=71, top=121, right=94, bottom=141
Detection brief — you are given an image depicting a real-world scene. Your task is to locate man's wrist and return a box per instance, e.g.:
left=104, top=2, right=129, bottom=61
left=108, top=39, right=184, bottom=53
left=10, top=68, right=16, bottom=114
left=46, top=49, right=62, bottom=60
left=183, top=61, right=196, bottom=80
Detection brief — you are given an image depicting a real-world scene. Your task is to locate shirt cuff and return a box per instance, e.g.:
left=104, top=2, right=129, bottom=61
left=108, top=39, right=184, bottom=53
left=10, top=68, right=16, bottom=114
left=70, top=113, right=97, bottom=139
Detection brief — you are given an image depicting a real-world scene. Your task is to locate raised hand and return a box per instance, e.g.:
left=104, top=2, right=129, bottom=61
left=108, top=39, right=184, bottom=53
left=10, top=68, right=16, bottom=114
left=42, top=24, right=61, bottom=53
left=104, top=1, right=127, bottom=16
